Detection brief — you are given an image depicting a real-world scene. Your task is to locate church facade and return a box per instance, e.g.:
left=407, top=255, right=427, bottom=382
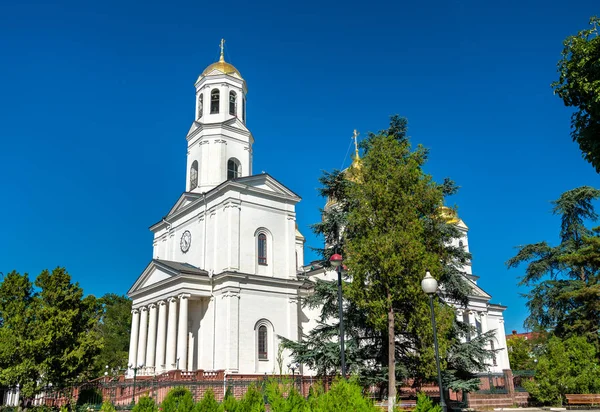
left=125, top=42, right=510, bottom=378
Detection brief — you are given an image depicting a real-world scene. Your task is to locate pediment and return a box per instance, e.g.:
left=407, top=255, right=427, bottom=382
left=232, top=174, right=301, bottom=200
left=165, top=192, right=203, bottom=218
left=464, top=275, right=491, bottom=299
left=223, top=117, right=250, bottom=133
left=128, top=259, right=207, bottom=296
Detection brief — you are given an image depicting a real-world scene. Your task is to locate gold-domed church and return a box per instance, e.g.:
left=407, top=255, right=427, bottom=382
left=124, top=41, right=510, bottom=379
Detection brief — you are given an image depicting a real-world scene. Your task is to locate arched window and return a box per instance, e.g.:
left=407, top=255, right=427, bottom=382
left=229, top=91, right=237, bottom=116
left=258, top=325, right=267, bottom=360
left=227, top=158, right=240, bottom=180
left=258, top=233, right=267, bottom=265
left=242, top=97, right=246, bottom=122
left=190, top=161, right=198, bottom=190
left=211, top=89, right=220, bottom=114
left=197, top=94, right=203, bottom=119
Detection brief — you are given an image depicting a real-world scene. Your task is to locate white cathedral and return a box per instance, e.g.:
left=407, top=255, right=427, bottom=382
left=125, top=41, right=510, bottom=379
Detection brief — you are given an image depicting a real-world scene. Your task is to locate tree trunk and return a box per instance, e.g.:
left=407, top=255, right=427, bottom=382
left=388, top=292, right=395, bottom=412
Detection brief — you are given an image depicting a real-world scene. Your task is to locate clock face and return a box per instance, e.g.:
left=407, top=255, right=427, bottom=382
left=180, top=231, right=191, bottom=253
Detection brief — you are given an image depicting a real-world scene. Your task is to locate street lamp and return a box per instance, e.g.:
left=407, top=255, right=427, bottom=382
left=421, top=271, right=447, bottom=412
left=129, top=363, right=144, bottom=405
left=329, top=253, right=346, bottom=377
left=288, top=362, right=300, bottom=390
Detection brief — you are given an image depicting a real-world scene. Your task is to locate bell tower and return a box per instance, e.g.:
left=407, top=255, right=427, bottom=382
left=185, top=39, right=253, bottom=193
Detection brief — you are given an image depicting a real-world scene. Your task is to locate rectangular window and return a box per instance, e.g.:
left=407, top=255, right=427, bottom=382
left=490, top=340, right=497, bottom=366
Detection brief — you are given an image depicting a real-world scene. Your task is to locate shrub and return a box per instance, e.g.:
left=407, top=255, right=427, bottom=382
left=220, top=387, right=238, bottom=412
left=132, top=396, right=157, bottom=412
left=237, top=385, right=265, bottom=412
left=264, top=380, right=308, bottom=412
left=100, top=401, right=116, bottom=412
left=310, top=378, right=379, bottom=412
left=162, top=388, right=194, bottom=412
left=193, top=389, right=219, bottom=412
left=413, top=392, right=442, bottom=412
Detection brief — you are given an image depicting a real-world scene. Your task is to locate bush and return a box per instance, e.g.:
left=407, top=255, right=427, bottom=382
left=132, top=396, right=157, bottom=412
left=162, top=388, right=194, bottom=412
left=265, top=380, right=308, bottom=412
left=413, top=392, right=442, bottom=412
left=310, top=378, right=379, bottom=412
left=237, top=385, right=265, bottom=412
left=193, top=389, right=219, bottom=412
left=100, top=401, right=116, bottom=412
left=523, top=336, right=600, bottom=406
left=220, top=387, right=238, bottom=412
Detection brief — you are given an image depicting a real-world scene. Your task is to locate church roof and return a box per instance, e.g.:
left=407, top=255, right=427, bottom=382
left=153, top=259, right=205, bottom=275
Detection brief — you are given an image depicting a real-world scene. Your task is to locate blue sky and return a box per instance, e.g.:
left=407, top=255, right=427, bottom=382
left=0, top=0, right=598, bottom=335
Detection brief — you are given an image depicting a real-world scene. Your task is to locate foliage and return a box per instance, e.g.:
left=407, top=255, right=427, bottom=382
left=237, top=385, right=265, bottom=412
left=220, top=387, right=238, bottom=412
left=552, top=17, right=600, bottom=172
left=284, top=116, right=492, bottom=399
left=0, top=270, right=38, bottom=399
left=308, top=378, right=379, bottom=412
left=162, top=387, right=194, bottom=412
left=34, top=267, right=103, bottom=387
left=93, top=294, right=132, bottom=375
left=132, top=396, right=158, bottom=412
left=100, top=401, right=117, bottom=412
left=413, top=392, right=442, bottom=412
left=507, top=186, right=600, bottom=354
left=507, top=336, right=540, bottom=371
left=523, top=336, right=600, bottom=406
left=193, top=389, right=219, bottom=412
left=265, top=379, right=309, bottom=412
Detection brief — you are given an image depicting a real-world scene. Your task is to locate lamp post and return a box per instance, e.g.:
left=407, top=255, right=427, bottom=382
left=129, top=363, right=144, bottom=405
left=288, top=362, right=300, bottom=390
left=329, top=253, right=346, bottom=377
left=421, top=271, right=447, bottom=412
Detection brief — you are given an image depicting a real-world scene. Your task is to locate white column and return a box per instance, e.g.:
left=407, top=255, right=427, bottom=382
left=128, top=309, right=140, bottom=369
left=137, top=306, right=149, bottom=368
left=155, top=300, right=168, bottom=372
left=145, top=303, right=158, bottom=369
left=467, top=310, right=476, bottom=341
left=166, top=297, right=178, bottom=370
left=188, top=331, right=194, bottom=371
left=177, top=294, right=190, bottom=370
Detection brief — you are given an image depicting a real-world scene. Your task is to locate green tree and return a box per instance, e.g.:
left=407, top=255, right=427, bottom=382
left=507, top=337, right=538, bottom=371
left=0, top=271, right=39, bottom=401
left=344, top=117, right=481, bottom=410
left=193, top=389, right=219, bottom=412
left=162, top=387, right=194, bottom=412
left=552, top=17, right=600, bottom=172
left=132, top=396, right=158, bottom=412
left=93, top=293, right=132, bottom=375
left=507, top=186, right=600, bottom=354
left=34, top=267, right=103, bottom=388
left=285, top=116, right=493, bottom=408
left=523, top=336, right=600, bottom=405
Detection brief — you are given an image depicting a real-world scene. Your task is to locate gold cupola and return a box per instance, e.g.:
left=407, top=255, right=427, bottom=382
left=198, top=39, right=243, bottom=79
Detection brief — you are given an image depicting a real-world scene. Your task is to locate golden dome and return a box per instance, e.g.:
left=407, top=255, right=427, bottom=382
left=439, top=206, right=460, bottom=224
left=200, top=39, right=242, bottom=78
left=201, top=60, right=242, bottom=77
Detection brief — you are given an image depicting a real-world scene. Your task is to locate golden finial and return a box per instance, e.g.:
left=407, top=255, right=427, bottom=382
left=219, top=39, right=225, bottom=62
left=352, top=129, right=360, bottom=161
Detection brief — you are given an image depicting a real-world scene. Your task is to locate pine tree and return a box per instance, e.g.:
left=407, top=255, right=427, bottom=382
left=507, top=186, right=600, bottom=355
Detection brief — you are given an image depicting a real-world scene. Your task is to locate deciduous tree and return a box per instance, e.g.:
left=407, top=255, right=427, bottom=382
left=552, top=17, right=600, bottom=172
